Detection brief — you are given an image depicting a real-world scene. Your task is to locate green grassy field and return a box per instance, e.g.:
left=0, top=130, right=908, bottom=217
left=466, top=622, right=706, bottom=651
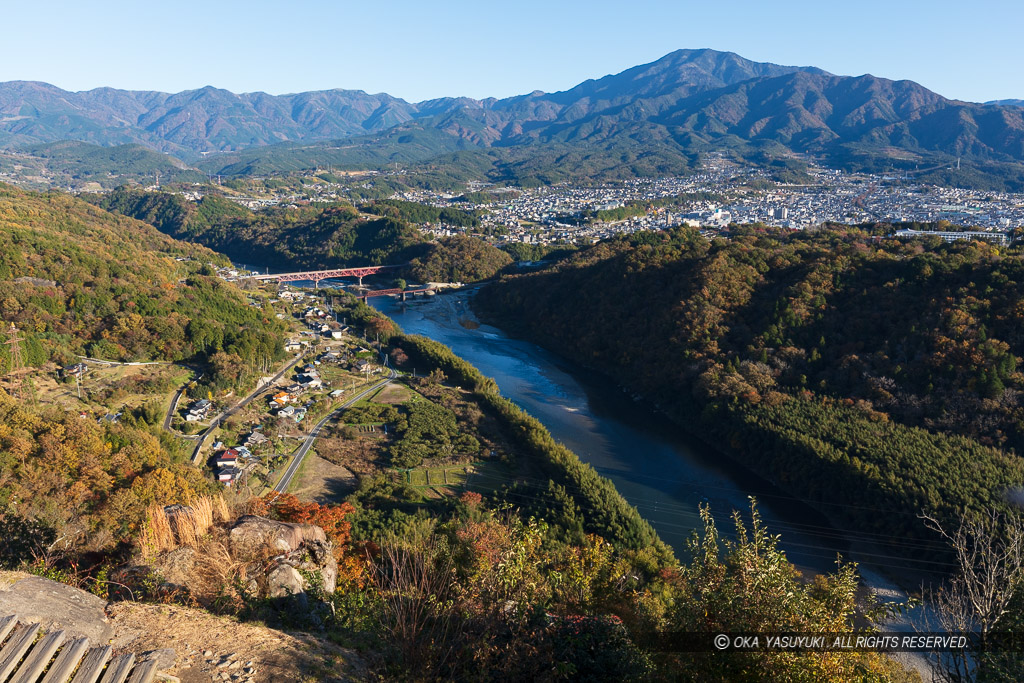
left=404, top=459, right=513, bottom=492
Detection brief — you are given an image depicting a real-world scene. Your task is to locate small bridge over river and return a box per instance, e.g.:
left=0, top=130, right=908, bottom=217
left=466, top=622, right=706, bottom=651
left=357, top=287, right=435, bottom=303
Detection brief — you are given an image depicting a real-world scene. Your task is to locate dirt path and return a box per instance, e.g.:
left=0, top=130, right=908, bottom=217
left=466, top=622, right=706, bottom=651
left=107, top=602, right=364, bottom=683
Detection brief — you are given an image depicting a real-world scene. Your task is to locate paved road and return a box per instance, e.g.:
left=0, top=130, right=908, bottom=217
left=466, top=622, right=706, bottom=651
left=77, top=356, right=168, bottom=366
left=163, top=371, right=202, bottom=432
left=273, top=367, right=397, bottom=494
left=190, top=354, right=304, bottom=465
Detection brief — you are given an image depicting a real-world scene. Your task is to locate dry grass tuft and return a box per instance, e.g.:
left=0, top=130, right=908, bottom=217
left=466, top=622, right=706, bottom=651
left=139, top=495, right=235, bottom=556
left=190, top=497, right=214, bottom=536
left=139, top=504, right=174, bottom=558
left=213, top=494, right=231, bottom=522
left=191, top=536, right=247, bottom=608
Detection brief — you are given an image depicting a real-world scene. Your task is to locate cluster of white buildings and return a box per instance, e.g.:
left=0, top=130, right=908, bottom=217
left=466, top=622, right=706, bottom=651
left=374, top=159, right=1024, bottom=246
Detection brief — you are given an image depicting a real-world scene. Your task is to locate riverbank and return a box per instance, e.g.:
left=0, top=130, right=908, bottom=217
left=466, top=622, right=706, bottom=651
left=468, top=287, right=945, bottom=588
left=372, top=292, right=912, bottom=579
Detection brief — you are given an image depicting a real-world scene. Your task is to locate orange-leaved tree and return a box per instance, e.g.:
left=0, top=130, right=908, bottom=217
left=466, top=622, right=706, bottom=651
left=251, top=493, right=363, bottom=585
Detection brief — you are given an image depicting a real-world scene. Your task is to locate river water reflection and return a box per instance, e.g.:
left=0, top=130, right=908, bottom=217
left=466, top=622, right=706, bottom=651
left=370, top=291, right=863, bottom=576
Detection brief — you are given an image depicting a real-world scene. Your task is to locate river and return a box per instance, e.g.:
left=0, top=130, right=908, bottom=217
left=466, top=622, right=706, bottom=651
left=368, top=290, right=900, bottom=579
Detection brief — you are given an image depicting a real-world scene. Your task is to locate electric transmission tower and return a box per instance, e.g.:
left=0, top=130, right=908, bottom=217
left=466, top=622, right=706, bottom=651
left=4, top=323, right=32, bottom=402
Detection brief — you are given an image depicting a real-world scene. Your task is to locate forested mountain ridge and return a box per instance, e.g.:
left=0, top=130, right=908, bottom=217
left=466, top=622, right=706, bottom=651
left=0, top=80, right=433, bottom=155
left=0, top=140, right=205, bottom=189
left=194, top=50, right=1024, bottom=187
left=5, top=49, right=1024, bottom=188
left=96, top=188, right=428, bottom=270
left=96, top=188, right=514, bottom=282
left=475, top=226, right=1024, bottom=565
left=0, top=50, right=816, bottom=156
left=0, top=183, right=285, bottom=383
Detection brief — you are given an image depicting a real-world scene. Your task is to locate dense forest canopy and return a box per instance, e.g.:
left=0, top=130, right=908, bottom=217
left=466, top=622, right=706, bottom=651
left=0, top=185, right=284, bottom=385
left=408, top=235, right=513, bottom=283
left=0, top=391, right=210, bottom=557
left=98, top=189, right=428, bottom=271
left=361, top=198, right=482, bottom=228
left=477, top=224, right=1024, bottom=565
left=100, top=188, right=513, bottom=282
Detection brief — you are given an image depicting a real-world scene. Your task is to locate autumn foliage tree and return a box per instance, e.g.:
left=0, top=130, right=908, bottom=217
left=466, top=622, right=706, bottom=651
left=251, top=493, right=363, bottom=584
left=478, top=224, right=1024, bottom=564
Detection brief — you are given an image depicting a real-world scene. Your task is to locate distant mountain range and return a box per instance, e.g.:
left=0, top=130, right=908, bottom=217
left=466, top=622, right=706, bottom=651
left=3, top=49, right=1024, bottom=188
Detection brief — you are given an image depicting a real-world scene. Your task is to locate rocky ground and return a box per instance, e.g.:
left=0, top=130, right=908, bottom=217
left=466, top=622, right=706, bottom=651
left=106, top=600, right=364, bottom=682
left=1, top=512, right=368, bottom=683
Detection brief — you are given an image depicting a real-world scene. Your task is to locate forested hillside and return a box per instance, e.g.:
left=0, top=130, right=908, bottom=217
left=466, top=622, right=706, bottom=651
left=97, top=188, right=428, bottom=270
left=0, top=182, right=290, bottom=558
left=408, top=235, right=513, bottom=282
left=0, top=391, right=211, bottom=558
left=99, top=188, right=513, bottom=281
left=0, top=183, right=284, bottom=386
left=476, top=226, right=1024, bottom=563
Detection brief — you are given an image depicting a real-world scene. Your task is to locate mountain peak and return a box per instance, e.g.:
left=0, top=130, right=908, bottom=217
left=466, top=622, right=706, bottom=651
left=2, top=49, right=1023, bottom=187
left=550, top=47, right=829, bottom=105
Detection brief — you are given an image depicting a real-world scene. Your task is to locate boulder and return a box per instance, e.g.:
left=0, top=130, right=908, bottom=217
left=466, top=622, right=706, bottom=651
left=139, top=648, right=177, bottom=670
left=266, top=564, right=305, bottom=600
left=229, top=515, right=327, bottom=559
left=0, top=573, right=114, bottom=642
left=228, top=515, right=337, bottom=599
left=159, top=546, right=197, bottom=586
left=278, top=539, right=337, bottom=594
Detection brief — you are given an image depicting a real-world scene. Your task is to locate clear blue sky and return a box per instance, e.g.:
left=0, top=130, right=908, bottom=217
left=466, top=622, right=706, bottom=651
left=2, top=0, right=1021, bottom=103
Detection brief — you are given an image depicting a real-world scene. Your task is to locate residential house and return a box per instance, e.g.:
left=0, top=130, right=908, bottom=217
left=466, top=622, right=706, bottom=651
left=186, top=399, right=212, bottom=422
left=215, top=449, right=240, bottom=468
left=245, top=431, right=268, bottom=448
left=62, top=363, right=88, bottom=379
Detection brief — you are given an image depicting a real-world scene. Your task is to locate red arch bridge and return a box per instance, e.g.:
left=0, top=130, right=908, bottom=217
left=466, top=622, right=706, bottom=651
left=247, top=264, right=405, bottom=286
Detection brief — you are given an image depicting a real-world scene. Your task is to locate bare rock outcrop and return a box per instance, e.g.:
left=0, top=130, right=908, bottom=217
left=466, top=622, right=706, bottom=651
left=229, top=515, right=328, bottom=556
left=0, top=572, right=115, bottom=642
left=229, top=515, right=337, bottom=600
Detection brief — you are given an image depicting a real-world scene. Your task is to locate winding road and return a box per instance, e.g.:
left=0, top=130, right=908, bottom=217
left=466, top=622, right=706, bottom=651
left=189, top=353, right=305, bottom=465
left=273, top=366, right=397, bottom=494
left=163, top=371, right=203, bottom=433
